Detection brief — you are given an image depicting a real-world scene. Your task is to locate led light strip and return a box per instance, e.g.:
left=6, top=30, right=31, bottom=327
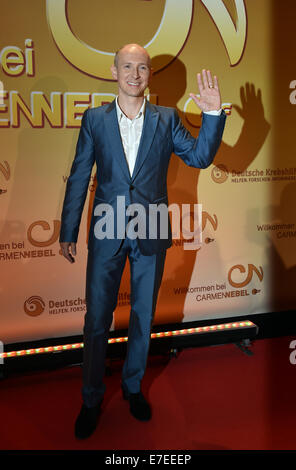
left=0, top=321, right=256, bottom=359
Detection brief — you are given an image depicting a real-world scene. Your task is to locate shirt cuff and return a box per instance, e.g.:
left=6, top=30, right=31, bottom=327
left=203, top=109, right=222, bottom=116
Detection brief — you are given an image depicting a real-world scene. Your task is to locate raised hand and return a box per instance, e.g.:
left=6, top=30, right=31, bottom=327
left=190, top=69, right=221, bottom=112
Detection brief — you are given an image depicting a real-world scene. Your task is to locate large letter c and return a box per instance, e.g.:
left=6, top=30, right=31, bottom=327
left=46, top=0, right=193, bottom=80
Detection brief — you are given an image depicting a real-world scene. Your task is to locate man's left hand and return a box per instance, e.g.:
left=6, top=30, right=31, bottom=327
left=190, top=69, right=221, bottom=112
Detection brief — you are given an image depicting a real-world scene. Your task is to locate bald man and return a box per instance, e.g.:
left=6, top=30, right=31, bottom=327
left=60, top=44, right=226, bottom=438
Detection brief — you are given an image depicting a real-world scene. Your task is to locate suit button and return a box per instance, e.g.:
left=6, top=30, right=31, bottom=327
left=130, top=184, right=134, bottom=190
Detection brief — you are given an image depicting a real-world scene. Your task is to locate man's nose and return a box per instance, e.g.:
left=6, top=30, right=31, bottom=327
left=131, top=67, right=140, bottom=78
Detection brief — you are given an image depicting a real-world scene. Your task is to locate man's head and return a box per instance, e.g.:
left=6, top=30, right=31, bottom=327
left=113, top=44, right=151, bottom=69
left=111, top=43, right=152, bottom=99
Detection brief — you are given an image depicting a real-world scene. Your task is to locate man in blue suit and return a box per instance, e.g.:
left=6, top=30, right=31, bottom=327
left=60, top=43, right=226, bottom=438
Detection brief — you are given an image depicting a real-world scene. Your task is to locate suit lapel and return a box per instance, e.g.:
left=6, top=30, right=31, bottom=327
left=103, top=101, right=131, bottom=180
left=103, top=100, right=159, bottom=182
left=132, top=101, right=159, bottom=181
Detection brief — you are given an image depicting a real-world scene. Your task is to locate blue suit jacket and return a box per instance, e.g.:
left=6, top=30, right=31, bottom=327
left=60, top=100, right=226, bottom=255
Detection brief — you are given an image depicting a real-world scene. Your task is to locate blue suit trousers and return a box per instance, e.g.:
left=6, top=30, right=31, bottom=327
left=82, top=237, right=166, bottom=407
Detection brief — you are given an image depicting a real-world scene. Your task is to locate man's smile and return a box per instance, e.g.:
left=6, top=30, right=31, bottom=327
left=127, top=82, right=141, bottom=86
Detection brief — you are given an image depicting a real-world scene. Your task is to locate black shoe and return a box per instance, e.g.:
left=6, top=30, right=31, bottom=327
left=75, top=401, right=102, bottom=439
left=122, top=386, right=152, bottom=421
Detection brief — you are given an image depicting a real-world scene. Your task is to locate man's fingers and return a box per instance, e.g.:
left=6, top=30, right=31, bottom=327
left=60, top=242, right=75, bottom=263
left=206, top=69, right=214, bottom=88
left=71, top=242, right=77, bottom=256
left=197, top=73, right=204, bottom=93
left=202, top=69, right=210, bottom=88
left=198, top=70, right=217, bottom=92
left=213, top=75, right=219, bottom=90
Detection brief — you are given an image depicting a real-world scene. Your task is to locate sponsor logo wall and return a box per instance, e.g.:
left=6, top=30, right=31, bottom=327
left=1, top=0, right=295, bottom=343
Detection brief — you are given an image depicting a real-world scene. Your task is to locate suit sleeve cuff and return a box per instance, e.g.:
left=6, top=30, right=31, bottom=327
left=203, top=109, right=222, bottom=116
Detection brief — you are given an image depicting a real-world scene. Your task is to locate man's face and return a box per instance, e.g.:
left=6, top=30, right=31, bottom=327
left=111, top=45, right=151, bottom=99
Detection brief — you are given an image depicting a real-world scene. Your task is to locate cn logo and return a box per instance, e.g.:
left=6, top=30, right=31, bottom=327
left=228, top=264, right=263, bottom=288
left=27, top=220, right=61, bottom=247
left=187, top=211, right=218, bottom=232
left=46, top=0, right=247, bottom=79
left=202, top=211, right=218, bottom=232
left=202, top=211, right=218, bottom=244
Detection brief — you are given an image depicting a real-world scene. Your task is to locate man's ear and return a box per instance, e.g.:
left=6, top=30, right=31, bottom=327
left=111, top=65, right=118, bottom=80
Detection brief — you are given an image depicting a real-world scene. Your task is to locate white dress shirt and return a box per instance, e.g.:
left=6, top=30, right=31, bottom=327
left=116, top=97, right=145, bottom=176
left=115, top=96, right=221, bottom=177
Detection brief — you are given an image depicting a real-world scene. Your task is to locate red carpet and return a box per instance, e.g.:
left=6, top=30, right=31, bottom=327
left=0, top=335, right=295, bottom=450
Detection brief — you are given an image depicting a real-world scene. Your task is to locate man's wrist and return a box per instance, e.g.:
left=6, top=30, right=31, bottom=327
left=203, top=108, right=222, bottom=116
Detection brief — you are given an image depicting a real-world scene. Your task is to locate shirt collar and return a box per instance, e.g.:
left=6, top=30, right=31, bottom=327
left=115, top=96, right=146, bottom=122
